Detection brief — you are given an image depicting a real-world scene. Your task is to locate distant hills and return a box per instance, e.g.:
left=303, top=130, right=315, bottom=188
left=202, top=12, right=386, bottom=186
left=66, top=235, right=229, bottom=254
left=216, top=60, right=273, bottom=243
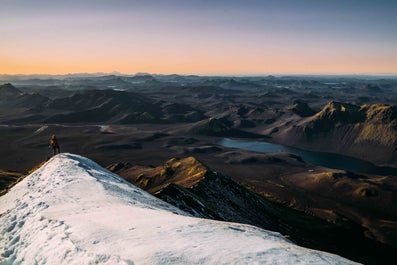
left=0, top=83, right=205, bottom=124
left=0, top=83, right=49, bottom=109
left=1, top=76, right=397, bottom=165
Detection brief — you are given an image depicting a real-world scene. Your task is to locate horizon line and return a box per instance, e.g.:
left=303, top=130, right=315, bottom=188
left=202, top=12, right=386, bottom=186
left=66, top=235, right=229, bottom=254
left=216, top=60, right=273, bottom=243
left=1, top=72, right=397, bottom=77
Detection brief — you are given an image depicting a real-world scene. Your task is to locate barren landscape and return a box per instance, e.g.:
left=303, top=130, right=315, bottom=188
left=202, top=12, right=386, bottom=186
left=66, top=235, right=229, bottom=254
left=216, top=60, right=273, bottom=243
left=1, top=74, right=397, bottom=264
left=2, top=0, right=397, bottom=264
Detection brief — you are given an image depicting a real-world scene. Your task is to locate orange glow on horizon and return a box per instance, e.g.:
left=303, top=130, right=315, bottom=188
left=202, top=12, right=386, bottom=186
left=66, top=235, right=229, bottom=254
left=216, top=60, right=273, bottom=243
left=1, top=35, right=396, bottom=76
left=1, top=55, right=396, bottom=76
left=1, top=1, right=396, bottom=76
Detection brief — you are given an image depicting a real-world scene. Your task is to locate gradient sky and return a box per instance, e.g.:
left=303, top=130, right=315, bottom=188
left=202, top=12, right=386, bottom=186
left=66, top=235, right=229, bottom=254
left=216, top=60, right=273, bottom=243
left=1, top=0, right=397, bottom=75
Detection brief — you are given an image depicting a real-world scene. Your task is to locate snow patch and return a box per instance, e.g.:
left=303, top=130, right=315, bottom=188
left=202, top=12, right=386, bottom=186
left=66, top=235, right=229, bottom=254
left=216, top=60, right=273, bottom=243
left=34, top=125, right=48, bottom=134
left=98, top=125, right=113, bottom=133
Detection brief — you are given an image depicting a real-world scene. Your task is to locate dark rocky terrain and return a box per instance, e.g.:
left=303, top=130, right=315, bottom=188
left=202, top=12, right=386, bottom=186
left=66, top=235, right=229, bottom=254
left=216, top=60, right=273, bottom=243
left=108, top=156, right=396, bottom=264
left=1, top=73, right=397, bottom=264
left=0, top=170, right=24, bottom=196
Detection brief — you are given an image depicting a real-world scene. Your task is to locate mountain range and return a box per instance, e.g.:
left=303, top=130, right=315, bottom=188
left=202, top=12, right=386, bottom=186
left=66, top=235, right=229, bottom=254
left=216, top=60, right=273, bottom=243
left=1, top=74, right=397, bottom=264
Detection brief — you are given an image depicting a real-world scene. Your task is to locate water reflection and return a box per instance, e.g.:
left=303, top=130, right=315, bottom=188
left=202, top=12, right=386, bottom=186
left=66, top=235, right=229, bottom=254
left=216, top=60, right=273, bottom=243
left=219, top=138, right=397, bottom=176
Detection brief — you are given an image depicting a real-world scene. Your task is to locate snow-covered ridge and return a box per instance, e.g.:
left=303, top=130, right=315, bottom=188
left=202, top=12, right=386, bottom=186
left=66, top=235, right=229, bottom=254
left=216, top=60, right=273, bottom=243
left=0, top=153, right=358, bottom=265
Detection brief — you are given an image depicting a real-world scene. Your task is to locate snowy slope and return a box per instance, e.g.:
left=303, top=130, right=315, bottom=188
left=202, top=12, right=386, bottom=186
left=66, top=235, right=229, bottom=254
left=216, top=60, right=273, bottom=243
left=0, top=153, right=359, bottom=265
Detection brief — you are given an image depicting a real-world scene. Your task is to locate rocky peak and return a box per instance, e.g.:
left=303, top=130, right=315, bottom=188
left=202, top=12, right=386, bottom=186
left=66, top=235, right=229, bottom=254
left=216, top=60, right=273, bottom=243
left=312, top=101, right=366, bottom=127
left=110, top=157, right=209, bottom=193
left=159, top=157, right=208, bottom=188
left=317, top=101, right=359, bottom=116
left=0, top=83, right=21, bottom=97
left=361, top=104, right=397, bottom=124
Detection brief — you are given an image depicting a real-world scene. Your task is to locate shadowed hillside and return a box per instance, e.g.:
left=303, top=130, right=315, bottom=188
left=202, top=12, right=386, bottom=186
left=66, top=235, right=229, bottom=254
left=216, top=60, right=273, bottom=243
left=108, top=156, right=396, bottom=264
left=272, top=101, right=397, bottom=165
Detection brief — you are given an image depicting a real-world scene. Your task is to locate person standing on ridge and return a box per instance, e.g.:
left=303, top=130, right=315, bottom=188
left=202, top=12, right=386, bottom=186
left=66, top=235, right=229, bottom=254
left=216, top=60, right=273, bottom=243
left=50, top=134, right=60, bottom=155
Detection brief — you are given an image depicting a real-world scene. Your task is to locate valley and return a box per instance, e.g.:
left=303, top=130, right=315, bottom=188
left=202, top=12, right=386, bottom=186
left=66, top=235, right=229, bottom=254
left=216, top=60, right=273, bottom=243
left=1, top=74, right=397, bottom=264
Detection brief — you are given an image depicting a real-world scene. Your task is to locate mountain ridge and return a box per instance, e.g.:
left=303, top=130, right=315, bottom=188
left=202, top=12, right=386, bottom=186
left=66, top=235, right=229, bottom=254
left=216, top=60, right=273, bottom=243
left=0, top=153, right=357, bottom=265
left=271, top=101, right=397, bottom=164
left=109, top=156, right=396, bottom=264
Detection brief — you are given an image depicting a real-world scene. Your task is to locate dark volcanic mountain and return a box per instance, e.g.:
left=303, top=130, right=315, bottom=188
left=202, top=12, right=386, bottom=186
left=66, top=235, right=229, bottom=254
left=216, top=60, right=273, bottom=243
left=45, top=89, right=206, bottom=124
left=0, top=83, right=50, bottom=124
left=45, top=89, right=162, bottom=124
left=0, top=83, right=22, bottom=97
left=0, top=83, right=49, bottom=108
left=0, top=86, right=204, bottom=124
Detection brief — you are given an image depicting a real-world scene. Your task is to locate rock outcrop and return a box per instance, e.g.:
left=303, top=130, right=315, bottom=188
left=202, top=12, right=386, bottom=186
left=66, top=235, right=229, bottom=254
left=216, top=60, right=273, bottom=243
left=274, top=101, right=397, bottom=165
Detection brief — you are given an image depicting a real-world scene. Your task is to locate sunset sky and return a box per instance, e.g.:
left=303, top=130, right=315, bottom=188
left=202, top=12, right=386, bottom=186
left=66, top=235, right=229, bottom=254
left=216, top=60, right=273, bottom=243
left=1, top=0, right=397, bottom=75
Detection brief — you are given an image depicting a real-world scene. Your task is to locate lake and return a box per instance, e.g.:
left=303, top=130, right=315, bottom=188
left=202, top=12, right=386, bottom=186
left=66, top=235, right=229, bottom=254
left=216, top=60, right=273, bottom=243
left=219, top=138, right=397, bottom=176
